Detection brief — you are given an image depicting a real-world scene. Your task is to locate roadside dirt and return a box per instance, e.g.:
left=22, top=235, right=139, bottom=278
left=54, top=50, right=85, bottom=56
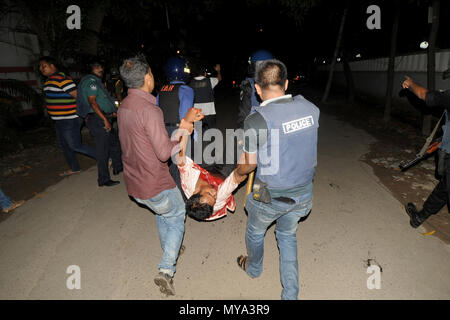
left=316, top=92, right=450, bottom=244
left=0, top=126, right=96, bottom=223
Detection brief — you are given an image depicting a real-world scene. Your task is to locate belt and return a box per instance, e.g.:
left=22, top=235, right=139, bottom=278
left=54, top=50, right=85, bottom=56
left=165, top=122, right=179, bottom=127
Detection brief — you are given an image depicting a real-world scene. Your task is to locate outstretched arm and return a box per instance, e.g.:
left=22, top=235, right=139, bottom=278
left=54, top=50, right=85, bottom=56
left=236, top=151, right=257, bottom=177
left=402, top=76, right=428, bottom=101
left=174, top=108, right=204, bottom=166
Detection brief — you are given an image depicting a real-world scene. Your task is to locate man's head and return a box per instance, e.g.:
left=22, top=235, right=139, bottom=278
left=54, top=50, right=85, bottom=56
left=254, top=59, right=288, bottom=101
left=120, top=55, right=154, bottom=93
left=39, top=56, right=58, bottom=77
left=192, top=60, right=208, bottom=77
left=248, top=50, right=273, bottom=77
left=164, top=56, right=188, bottom=82
left=90, top=61, right=104, bottom=79
left=185, top=185, right=217, bottom=220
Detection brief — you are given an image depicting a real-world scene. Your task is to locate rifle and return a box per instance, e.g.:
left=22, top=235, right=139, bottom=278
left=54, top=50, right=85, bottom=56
left=399, top=139, right=442, bottom=171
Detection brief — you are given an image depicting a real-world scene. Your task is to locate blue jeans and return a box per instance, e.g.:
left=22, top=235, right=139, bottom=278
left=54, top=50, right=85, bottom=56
left=0, top=188, right=12, bottom=211
left=245, top=185, right=313, bottom=300
left=135, top=187, right=186, bottom=277
left=54, top=117, right=96, bottom=172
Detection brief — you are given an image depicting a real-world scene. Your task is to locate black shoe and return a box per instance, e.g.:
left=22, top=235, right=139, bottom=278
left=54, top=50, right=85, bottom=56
left=113, top=168, right=123, bottom=175
left=99, top=180, right=120, bottom=187
left=405, top=203, right=425, bottom=228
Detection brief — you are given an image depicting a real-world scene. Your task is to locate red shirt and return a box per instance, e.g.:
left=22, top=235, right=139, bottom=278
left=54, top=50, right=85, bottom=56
left=118, top=89, right=179, bottom=199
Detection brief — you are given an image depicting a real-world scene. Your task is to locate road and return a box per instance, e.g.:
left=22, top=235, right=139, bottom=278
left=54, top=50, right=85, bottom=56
left=0, top=88, right=449, bottom=299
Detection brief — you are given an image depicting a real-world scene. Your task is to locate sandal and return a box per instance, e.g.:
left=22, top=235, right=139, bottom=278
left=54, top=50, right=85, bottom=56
left=3, top=200, right=25, bottom=213
left=179, top=245, right=185, bottom=257
left=237, top=255, right=248, bottom=272
left=59, top=170, right=81, bottom=177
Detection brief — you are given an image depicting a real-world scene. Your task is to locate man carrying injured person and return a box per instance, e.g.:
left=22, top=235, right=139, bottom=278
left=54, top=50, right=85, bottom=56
left=174, top=124, right=248, bottom=221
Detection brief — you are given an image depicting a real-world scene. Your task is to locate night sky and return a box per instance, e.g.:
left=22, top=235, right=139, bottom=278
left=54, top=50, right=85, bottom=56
left=98, top=0, right=450, bottom=85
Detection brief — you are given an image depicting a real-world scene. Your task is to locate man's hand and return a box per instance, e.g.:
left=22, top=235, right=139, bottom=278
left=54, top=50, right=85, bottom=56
left=402, top=76, right=414, bottom=89
left=184, top=107, right=204, bottom=123
left=402, top=75, right=428, bottom=100
left=214, top=64, right=221, bottom=72
left=104, top=119, right=112, bottom=132
left=236, top=152, right=257, bottom=176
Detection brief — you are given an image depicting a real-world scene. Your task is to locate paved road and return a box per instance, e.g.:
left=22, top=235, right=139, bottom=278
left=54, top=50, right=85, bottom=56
left=0, top=91, right=449, bottom=299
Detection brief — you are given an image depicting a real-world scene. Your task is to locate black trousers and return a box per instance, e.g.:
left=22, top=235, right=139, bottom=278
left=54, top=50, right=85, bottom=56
left=86, top=113, right=123, bottom=185
left=422, top=154, right=450, bottom=215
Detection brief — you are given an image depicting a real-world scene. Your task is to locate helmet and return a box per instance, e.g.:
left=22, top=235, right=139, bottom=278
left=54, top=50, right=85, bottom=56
left=250, top=50, right=274, bottom=64
left=164, top=56, right=188, bottom=81
left=110, top=67, right=119, bottom=76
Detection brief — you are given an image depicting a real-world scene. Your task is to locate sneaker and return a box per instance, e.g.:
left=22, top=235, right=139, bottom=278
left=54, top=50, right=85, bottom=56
left=3, top=200, right=25, bottom=213
left=154, top=272, right=175, bottom=296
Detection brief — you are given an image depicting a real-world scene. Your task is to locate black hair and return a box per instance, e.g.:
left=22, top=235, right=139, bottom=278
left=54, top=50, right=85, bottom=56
left=191, top=60, right=208, bottom=76
left=254, top=59, right=288, bottom=89
left=39, top=56, right=58, bottom=68
left=185, top=193, right=214, bottom=221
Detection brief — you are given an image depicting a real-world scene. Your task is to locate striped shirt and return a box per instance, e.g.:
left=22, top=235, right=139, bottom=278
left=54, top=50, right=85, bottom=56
left=43, top=72, right=78, bottom=120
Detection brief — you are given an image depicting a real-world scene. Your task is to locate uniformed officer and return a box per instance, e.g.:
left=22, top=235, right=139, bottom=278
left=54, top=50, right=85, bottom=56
left=79, top=60, right=123, bottom=187
left=189, top=62, right=222, bottom=132
left=235, top=59, right=319, bottom=300
left=403, top=73, right=450, bottom=228
left=157, top=56, right=194, bottom=199
left=236, top=50, right=274, bottom=128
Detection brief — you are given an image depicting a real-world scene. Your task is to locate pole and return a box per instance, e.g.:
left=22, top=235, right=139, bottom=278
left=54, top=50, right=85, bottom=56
left=244, top=171, right=255, bottom=206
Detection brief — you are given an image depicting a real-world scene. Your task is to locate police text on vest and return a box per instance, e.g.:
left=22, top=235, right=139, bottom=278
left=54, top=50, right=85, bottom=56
left=282, top=116, right=314, bottom=134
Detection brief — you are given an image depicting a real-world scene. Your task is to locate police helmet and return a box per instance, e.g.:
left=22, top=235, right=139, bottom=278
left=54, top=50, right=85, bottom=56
left=110, top=67, right=119, bottom=76
left=250, top=50, right=274, bottom=64
left=164, top=56, right=188, bottom=81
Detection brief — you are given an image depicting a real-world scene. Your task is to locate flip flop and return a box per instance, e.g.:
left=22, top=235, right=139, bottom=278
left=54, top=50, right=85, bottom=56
left=237, top=255, right=248, bottom=272
left=59, top=170, right=81, bottom=177
left=3, top=200, right=25, bottom=213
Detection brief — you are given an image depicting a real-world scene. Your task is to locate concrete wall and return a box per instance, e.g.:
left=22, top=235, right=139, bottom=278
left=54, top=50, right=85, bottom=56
left=318, top=51, right=450, bottom=118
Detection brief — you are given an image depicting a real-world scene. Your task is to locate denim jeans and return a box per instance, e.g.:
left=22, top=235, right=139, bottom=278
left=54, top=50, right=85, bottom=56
left=54, top=117, right=96, bottom=172
left=135, top=187, right=186, bottom=277
left=0, top=188, right=12, bottom=211
left=245, top=184, right=313, bottom=300
left=86, top=114, right=122, bottom=185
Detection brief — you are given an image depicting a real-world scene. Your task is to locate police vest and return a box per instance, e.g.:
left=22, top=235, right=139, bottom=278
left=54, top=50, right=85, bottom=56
left=189, top=78, right=214, bottom=104
left=440, top=110, right=450, bottom=153
left=158, top=83, right=181, bottom=124
left=255, top=95, right=320, bottom=189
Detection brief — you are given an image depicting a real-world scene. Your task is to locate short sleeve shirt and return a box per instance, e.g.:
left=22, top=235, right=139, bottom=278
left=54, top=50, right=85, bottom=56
left=80, top=75, right=115, bottom=114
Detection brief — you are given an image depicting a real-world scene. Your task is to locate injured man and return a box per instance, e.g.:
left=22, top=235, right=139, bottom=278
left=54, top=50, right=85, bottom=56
left=174, top=116, right=247, bottom=221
